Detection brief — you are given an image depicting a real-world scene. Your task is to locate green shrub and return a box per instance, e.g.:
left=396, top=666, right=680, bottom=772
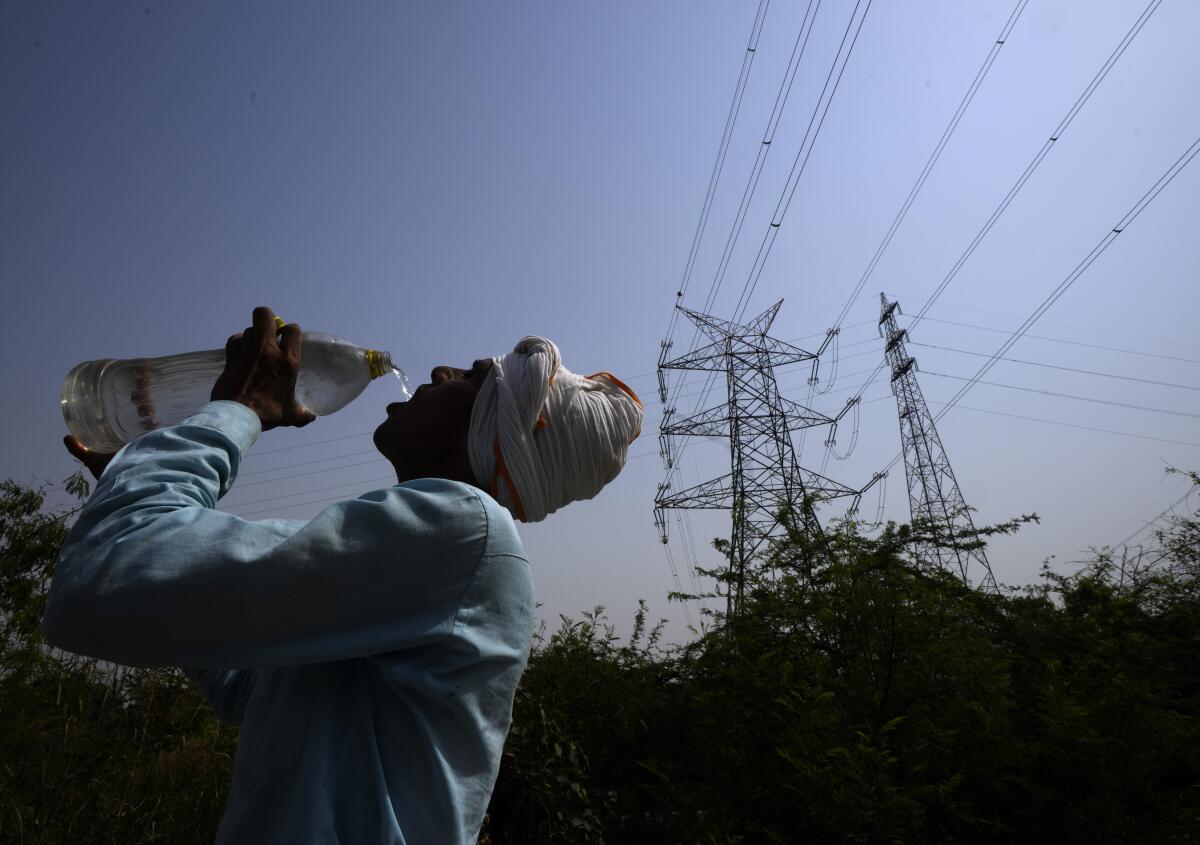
left=4, top=474, right=1199, bottom=843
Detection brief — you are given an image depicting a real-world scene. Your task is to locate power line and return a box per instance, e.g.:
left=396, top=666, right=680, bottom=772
left=229, top=386, right=1200, bottom=520
left=664, top=0, right=873, bottom=493
left=227, top=390, right=1200, bottom=520
left=908, top=298, right=1200, bottom=353
left=875, top=131, right=1200, bottom=478
left=244, top=427, right=377, bottom=459
left=666, top=0, right=771, bottom=345
left=694, top=0, right=824, bottom=321
left=624, top=319, right=878, bottom=386
left=1095, top=475, right=1194, bottom=546
left=240, top=447, right=378, bottom=478
left=931, top=401, right=1200, bottom=450
left=731, top=0, right=874, bottom=322
left=922, top=370, right=1200, bottom=421
left=1111, top=485, right=1197, bottom=549
left=650, top=364, right=883, bottom=413
left=654, top=0, right=813, bottom=616
left=844, top=0, right=1164, bottom=410
left=234, top=308, right=1198, bottom=489
left=227, top=474, right=396, bottom=515
left=905, top=0, right=1162, bottom=335
left=663, top=0, right=827, bottom=421
left=234, top=456, right=388, bottom=490
left=820, top=391, right=1200, bottom=453
left=227, top=446, right=666, bottom=516
left=827, top=0, right=1030, bottom=333
left=913, top=315, right=1200, bottom=366
left=929, top=133, right=1200, bottom=426
left=910, top=341, right=1200, bottom=392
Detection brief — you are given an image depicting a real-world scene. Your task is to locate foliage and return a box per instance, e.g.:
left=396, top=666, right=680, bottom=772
left=0, top=477, right=238, bottom=845
left=2, top=472, right=1199, bottom=843
left=488, top=495, right=1200, bottom=843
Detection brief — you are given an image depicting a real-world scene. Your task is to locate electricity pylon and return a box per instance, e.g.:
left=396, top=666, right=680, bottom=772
left=654, top=300, right=859, bottom=615
left=879, top=293, right=996, bottom=589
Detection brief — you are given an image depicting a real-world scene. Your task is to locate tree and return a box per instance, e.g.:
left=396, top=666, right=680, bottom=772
left=0, top=476, right=238, bottom=844
left=4, top=472, right=1199, bottom=843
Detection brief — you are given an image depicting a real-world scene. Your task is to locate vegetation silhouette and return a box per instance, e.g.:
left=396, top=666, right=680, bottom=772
left=2, top=471, right=1197, bottom=843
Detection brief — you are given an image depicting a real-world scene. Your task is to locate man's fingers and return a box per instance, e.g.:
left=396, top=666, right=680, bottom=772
left=279, top=323, right=303, bottom=366
left=252, top=306, right=278, bottom=350
left=64, top=435, right=115, bottom=480
left=64, top=435, right=88, bottom=461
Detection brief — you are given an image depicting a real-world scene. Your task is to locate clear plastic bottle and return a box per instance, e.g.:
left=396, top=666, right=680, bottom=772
left=61, top=325, right=412, bottom=453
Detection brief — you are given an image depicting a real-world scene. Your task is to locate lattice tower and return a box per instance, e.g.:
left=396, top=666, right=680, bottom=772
left=879, top=293, right=996, bottom=589
left=654, top=300, right=859, bottom=615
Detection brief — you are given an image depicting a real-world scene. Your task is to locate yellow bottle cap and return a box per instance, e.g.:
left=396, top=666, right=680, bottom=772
left=365, top=349, right=389, bottom=380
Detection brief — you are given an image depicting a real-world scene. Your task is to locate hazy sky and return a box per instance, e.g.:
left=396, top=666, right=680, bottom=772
left=3, top=1, right=1198, bottom=642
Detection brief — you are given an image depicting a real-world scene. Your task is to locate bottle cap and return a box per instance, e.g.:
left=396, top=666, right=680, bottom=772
left=366, top=349, right=390, bottom=380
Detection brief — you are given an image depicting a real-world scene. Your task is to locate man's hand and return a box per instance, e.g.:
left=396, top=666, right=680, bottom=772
left=211, top=306, right=316, bottom=431
left=64, top=436, right=115, bottom=481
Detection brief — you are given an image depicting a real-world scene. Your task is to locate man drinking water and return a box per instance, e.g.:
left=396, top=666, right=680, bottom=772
left=44, top=306, right=643, bottom=844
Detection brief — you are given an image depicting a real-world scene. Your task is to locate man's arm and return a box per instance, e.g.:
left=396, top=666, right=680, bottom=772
left=44, top=400, right=493, bottom=668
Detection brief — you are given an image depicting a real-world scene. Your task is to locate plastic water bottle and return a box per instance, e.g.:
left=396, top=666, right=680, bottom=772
left=61, top=321, right=412, bottom=453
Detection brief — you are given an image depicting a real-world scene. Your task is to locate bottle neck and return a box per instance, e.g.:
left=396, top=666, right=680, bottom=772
left=365, top=349, right=392, bottom=380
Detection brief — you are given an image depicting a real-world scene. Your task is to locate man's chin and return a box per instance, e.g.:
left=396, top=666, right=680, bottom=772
left=372, top=425, right=391, bottom=459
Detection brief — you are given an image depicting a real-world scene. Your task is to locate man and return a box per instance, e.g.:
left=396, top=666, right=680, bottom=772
left=43, top=306, right=643, bottom=844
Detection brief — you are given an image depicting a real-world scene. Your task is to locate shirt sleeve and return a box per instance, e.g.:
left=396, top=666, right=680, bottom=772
left=43, top=401, right=493, bottom=669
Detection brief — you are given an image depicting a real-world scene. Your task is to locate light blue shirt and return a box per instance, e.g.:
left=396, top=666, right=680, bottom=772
left=43, top=401, right=535, bottom=844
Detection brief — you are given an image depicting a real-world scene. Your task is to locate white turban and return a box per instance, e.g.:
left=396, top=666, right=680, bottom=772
left=467, top=336, right=643, bottom=523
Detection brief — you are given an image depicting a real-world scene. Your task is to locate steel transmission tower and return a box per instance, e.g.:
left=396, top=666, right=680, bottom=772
left=654, top=300, right=859, bottom=614
left=879, top=293, right=996, bottom=589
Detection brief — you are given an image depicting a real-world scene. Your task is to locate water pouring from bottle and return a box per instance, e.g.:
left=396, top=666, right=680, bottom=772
left=391, top=367, right=414, bottom=402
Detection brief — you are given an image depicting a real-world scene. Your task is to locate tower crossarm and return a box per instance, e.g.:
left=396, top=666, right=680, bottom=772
left=659, top=339, right=730, bottom=372
left=660, top=337, right=815, bottom=371
left=677, top=299, right=783, bottom=342
left=778, top=397, right=836, bottom=429
left=664, top=397, right=833, bottom=438
left=797, top=466, right=861, bottom=500
left=755, top=336, right=816, bottom=364
left=654, top=473, right=736, bottom=510
left=656, top=471, right=853, bottom=511
left=662, top=402, right=731, bottom=437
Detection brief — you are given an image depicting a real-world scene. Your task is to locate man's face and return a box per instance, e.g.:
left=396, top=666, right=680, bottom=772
left=374, top=359, right=494, bottom=484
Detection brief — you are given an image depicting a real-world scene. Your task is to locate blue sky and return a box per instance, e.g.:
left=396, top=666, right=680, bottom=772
left=3, top=1, right=1198, bottom=641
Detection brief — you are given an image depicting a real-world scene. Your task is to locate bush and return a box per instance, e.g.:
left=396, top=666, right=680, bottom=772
left=0, top=478, right=239, bottom=844
left=489, top=499, right=1200, bottom=843
left=3, top=474, right=1199, bottom=843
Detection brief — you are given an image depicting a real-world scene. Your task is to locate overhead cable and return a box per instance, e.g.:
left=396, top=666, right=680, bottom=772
left=874, top=131, right=1200, bottom=478
left=910, top=340, right=1200, bottom=392
left=914, top=315, right=1200, bottom=366
left=826, top=0, right=1030, bottom=334
left=922, top=370, right=1200, bottom=421
left=731, top=0, right=874, bottom=322
left=665, top=0, right=828, bottom=416
left=665, top=0, right=873, bottom=482
left=904, top=0, right=1163, bottom=336
left=665, top=0, right=772, bottom=345
left=1111, top=485, right=1197, bottom=549
left=844, top=0, right=1165, bottom=409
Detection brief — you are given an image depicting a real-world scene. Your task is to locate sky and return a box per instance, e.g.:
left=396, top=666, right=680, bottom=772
left=2, top=1, right=1198, bottom=643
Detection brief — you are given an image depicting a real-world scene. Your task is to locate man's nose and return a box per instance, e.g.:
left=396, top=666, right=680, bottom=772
left=431, top=366, right=454, bottom=384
